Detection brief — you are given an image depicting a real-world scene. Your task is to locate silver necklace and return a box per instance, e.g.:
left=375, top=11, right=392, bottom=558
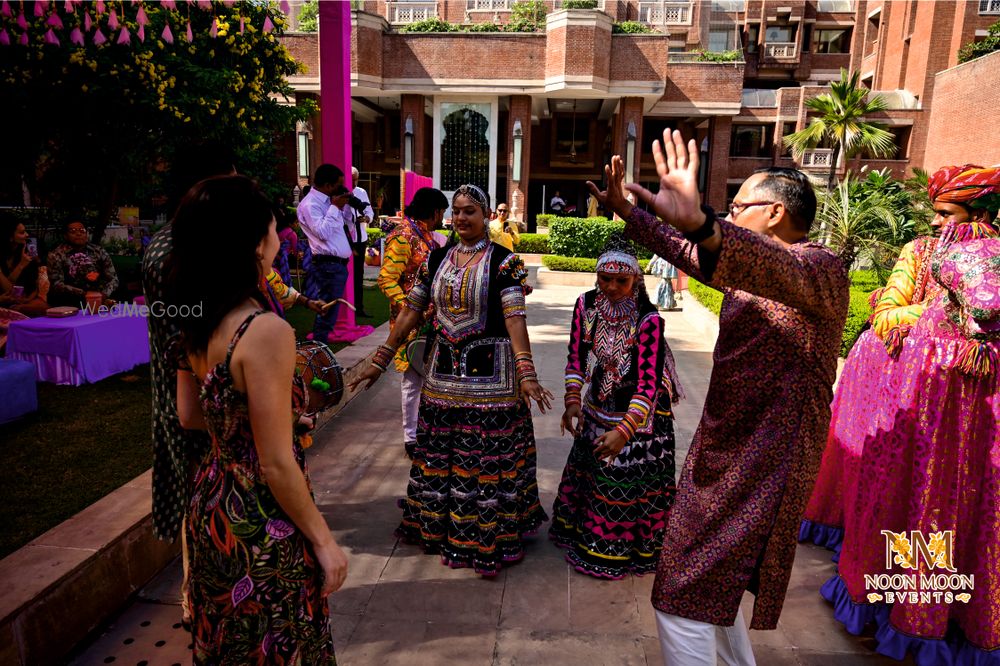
left=456, top=236, right=488, bottom=254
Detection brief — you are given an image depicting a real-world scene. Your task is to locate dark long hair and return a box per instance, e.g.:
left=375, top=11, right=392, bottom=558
left=0, top=214, right=38, bottom=289
left=164, top=175, right=273, bottom=353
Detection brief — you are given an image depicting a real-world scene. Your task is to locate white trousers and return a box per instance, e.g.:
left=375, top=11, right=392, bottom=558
left=400, top=366, right=423, bottom=443
left=655, top=608, right=757, bottom=666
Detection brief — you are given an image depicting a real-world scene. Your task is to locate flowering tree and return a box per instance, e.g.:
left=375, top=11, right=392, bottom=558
left=0, top=0, right=313, bottom=237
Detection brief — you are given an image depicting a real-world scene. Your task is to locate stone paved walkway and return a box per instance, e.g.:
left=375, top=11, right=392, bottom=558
left=70, top=272, right=906, bottom=665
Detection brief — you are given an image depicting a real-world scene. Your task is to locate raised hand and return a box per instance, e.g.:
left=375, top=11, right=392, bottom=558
left=586, top=155, right=633, bottom=220
left=624, top=129, right=704, bottom=233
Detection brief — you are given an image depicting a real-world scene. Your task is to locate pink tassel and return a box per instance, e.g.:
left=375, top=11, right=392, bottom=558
left=197, top=0, right=211, bottom=9
left=137, top=23, right=144, bottom=41
left=956, top=340, right=997, bottom=377
left=185, top=20, right=192, bottom=42
left=70, top=26, right=83, bottom=44
left=161, top=0, right=176, bottom=9
left=44, top=28, right=59, bottom=45
left=19, top=30, right=28, bottom=45
left=93, top=27, right=106, bottom=44
left=222, top=0, right=236, bottom=6
left=0, top=28, right=9, bottom=45
left=209, top=16, right=217, bottom=37
left=239, top=15, right=244, bottom=33
left=84, top=11, right=91, bottom=30
left=108, top=8, right=118, bottom=29
left=64, top=0, right=73, bottom=13
left=136, top=6, right=147, bottom=25
left=280, top=0, right=290, bottom=13
left=46, top=12, right=63, bottom=28
left=116, top=25, right=129, bottom=44
left=161, top=22, right=173, bottom=43
left=34, top=1, right=46, bottom=17
left=1, top=1, right=11, bottom=18
left=16, top=10, right=26, bottom=29
left=263, top=15, right=274, bottom=33
left=96, top=0, right=105, bottom=13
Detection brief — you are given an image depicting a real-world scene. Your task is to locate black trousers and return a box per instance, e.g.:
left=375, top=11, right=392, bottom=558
left=352, top=241, right=366, bottom=313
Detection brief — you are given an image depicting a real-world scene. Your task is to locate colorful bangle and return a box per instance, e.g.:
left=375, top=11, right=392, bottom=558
left=371, top=343, right=396, bottom=371
left=514, top=351, right=533, bottom=361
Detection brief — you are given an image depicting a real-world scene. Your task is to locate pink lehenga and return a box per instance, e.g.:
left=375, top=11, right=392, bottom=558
left=801, top=237, right=941, bottom=553
left=824, top=237, right=1000, bottom=666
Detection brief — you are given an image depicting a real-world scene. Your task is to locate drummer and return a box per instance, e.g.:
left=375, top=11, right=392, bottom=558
left=375, top=187, right=449, bottom=458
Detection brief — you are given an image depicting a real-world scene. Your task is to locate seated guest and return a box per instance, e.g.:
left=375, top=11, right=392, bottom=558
left=0, top=216, right=48, bottom=317
left=47, top=217, right=118, bottom=308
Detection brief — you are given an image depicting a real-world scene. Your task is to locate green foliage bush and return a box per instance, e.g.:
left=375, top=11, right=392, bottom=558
left=400, top=18, right=459, bottom=32
left=366, top=228, right=384, bottom=247
left=613, top=21, right=653, bottom=34
left=562, top=0, right=599, bottom=8
left=958, top=19, right=1000, bottom=63
left=516, top=233, right=551, bottom=254
left=542, top=255, right=649, bottom=273
left=549, top=217, right=652, bottom=259
left=696, top=50, right=742, bottom=62
left=466, top=22, right=504, bottom=32
left=534, top=214, right=556, bottom=229
left=507, top=0, right=547, bottom=31
left=688, top=279, right=723, bottom=315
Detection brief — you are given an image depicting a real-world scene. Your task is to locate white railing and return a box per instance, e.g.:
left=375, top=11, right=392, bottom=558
left=816, top=0, right=854, bottom=12
left=980, top=0, right=1000, bottom=14
left=387, top=1, right=437, bottom=24
left=467, top=0, right=511, bottom=11
left=801, top=149, right=839, bottom=168
left=638, top=1, right=693, bottom=26
left=764, top=41, right=797, bottom=58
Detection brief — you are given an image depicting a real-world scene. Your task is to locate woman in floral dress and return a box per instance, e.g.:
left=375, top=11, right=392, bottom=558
left=352, top=184, right=553, bottom=576
left=165, top=175, right=347, bottom=664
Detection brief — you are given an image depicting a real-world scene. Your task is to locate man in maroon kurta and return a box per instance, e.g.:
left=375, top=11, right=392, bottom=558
left=589, top=132, right=849, bottom=665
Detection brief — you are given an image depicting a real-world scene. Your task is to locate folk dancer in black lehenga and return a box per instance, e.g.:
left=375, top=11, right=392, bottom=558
left=351, top=184, right=554, bottom=576
left=551, top=234, right=680, bottom=579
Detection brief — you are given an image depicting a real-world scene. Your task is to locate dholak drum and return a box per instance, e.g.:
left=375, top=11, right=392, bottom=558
left=404, top=336, right=431, bottom=377
left=295, top=341, right=344, bottom=415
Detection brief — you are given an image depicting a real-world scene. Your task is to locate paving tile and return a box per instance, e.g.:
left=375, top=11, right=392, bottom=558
left=340, top=619, right=497, bottom=666
left=494, top=627, right=647, bottom=666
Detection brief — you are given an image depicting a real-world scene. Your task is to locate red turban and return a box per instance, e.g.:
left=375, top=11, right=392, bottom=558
left=928, top=164, right=1000, bottom=212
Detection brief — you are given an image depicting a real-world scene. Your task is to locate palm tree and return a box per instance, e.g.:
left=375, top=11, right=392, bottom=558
left=784, top=69, right=897, bottom=190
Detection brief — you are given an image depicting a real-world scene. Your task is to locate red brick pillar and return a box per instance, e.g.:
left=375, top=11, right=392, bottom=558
left=706, top=116, right=733, bottom=210
left=613, top=97, right=645, bottom=184
left=400, top=94, right=427, bottom=176
left=506, top=95, right=532, bottom=227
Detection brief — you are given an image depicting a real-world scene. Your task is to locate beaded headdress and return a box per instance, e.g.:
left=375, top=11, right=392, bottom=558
left=596, top=233, right=642, bottom=275
left=453, top=184, right=491, bottom=215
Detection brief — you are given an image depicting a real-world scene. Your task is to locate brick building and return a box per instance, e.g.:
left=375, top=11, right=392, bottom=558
left=276, top=0, right=1000, bottom=226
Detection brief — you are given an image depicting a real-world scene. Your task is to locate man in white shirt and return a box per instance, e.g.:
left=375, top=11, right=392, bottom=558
left=345, top=166, right=375, bottom=317
left=550, top=190, right=566, bottom=214
left=297, top=163, right=352, bottom=343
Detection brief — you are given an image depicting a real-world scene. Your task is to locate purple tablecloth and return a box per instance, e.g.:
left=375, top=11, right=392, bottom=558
left=6, top=311, right=150, bottom=385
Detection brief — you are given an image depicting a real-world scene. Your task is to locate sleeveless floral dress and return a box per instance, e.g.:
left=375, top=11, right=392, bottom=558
left=186, top=311, right=336, bottom=665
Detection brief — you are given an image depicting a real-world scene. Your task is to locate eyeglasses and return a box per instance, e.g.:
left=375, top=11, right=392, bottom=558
left=67, top=227, right=88, bottom=234
left=497, top=208, right=508, bottom=213
left=728, top=201, right=774, bottom=218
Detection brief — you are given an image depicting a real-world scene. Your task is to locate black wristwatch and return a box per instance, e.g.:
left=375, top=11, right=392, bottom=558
left=681, top=205, right=718, bottom=244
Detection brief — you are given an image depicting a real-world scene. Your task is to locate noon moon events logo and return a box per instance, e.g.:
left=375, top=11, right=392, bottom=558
left=864, top=530, right=974, bottom=605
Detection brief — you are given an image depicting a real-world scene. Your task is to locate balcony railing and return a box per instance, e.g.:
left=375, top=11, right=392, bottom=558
left=980, top=0, right=1000, bottom=14
left=387, top=1, right=437, bottom=24
left=467, top=0, right=511, bottom=11
left=764, top=42, right=797, bottom=58
left=638, top=1, right=693, bottom=26
left=800, top=149, right=840, bottom=169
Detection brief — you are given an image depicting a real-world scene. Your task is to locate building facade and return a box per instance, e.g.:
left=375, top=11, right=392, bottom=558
left=277, top=0, right=1000, bottom=226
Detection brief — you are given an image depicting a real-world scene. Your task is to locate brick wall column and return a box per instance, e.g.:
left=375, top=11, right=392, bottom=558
left=400, top=94, right=427, bottom=176
left=612, top=97, right=645, bottom=184
left=706, top=116, right=733, bottom=210
left=506, top=95, right=532, bottom=226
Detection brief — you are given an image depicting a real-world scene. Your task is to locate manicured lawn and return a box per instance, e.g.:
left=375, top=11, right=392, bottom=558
left=0, top=287, right=390, bottom=559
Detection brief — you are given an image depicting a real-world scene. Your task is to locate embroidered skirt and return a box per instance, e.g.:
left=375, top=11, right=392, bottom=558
left=396, top=400, right=548, bottom=576
left=550, top=412, right=676, bottom=579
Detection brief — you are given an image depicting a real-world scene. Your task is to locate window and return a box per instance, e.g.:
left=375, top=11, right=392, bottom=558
left=726, top=183, right=742, bottom=209
left=712, top=0, right=745, bottom=10
left=860, top=126, right=910, bottom=160
left=709, top=28, right=736, bottom=52
left=746, top=25, right=759, bottom=52
left=979, top=0, right=1000, bottom=14
left=815, top=28, right=851, bottom=53
left=297, top=133, right=310, bottom=178
left=730, top=124, right=774, bottom=158
left=741, top=88, right=777, bottom=107
left=865, top=13, right=880, bottom=55
left=765, top=25, right=795, bottom=43
left=817, top=0, right=854, bottom=11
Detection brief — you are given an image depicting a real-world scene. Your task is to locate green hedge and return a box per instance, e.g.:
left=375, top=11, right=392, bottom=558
left=366, top=227, right=384, bottom=247
left=562, top=0, right=598, bottom=8
left=542, top=255, right=649, bottom=273
left=613, top=21, right=653, bottom=34
left=549, top=216, right=652, bottom=259
left=686, top=277, right=878, bottom=359
left=516, top=233, right=551, bottom=254
left=535, top=214, right=555, bottom=229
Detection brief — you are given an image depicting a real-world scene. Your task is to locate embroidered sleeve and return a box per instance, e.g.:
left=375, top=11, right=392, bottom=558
left=501, top=286, right=526, bottom=319
left=624, top=208, right=708, bottom=282
left=614, top=313, right=662, bottom=441
left=872, top=241, right=924, bottom=340
left=404, top=258, right=432, bottom=313
left=497, top=253, right=533, bottom=296
left=564, top=295, right=587, bottom=406
left=377, top=235, right=412, bottom=306
left=265, top=270, right=298, bottom=309
left=710, top=219, right=850, bottom=319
